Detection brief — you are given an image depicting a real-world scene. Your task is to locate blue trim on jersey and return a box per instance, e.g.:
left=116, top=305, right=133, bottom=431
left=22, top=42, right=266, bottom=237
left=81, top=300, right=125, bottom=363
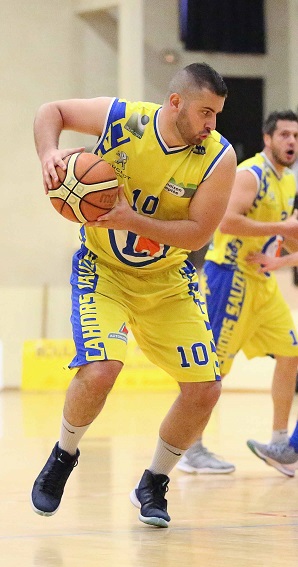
left=108, top=98, right=127, bottom=123
left=219, top=134, right=229, bottom=147
left=154, top=109, right=189, bottom=155
left=202, top=140, right=231, bottom=181
left=93, top=98, right=130, bottom=156
left=213, top=359, right=221, bottom=381
left=80, top=225, right=86, bottom=243
left=69, top=246, right=107, bottom=368
left=250, top=164, right=263, bottom=180
left=180, top=260, right=209, bottom=317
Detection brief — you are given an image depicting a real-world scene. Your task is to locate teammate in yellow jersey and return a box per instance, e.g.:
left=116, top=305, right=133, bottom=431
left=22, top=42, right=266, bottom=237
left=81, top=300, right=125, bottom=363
left=177, top=110, right=298, bottom=478
left=31, top=63, right=237, bottom=527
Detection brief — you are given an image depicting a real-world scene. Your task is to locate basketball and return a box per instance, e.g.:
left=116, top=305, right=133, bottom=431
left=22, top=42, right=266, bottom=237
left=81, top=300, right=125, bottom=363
left=48, top=152, right=119, bottom=223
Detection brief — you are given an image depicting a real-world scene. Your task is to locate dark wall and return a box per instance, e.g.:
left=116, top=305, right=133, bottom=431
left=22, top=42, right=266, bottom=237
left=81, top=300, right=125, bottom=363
left=180, top=0, right=266, bottom=54
left=217, top=77, right=264, bottom=163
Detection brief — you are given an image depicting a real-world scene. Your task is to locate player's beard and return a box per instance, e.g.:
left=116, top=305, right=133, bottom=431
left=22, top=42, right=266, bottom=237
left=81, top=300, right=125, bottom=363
left=271, top=146, right=296, bottom=167
left=176, top=108, right=204, bottom=146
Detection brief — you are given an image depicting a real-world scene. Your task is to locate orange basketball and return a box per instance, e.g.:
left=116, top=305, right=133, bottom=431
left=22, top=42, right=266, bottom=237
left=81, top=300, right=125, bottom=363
left=48, top=152, right=118, bottom=223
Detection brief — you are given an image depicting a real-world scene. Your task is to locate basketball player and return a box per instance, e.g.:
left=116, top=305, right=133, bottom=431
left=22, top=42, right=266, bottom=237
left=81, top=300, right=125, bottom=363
left=31, top=63, right=237, bottom=527
left=177, top=110, right=298, bottom=478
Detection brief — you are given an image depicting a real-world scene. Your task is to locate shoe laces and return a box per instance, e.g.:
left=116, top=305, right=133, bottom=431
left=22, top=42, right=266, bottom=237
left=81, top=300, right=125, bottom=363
left=189, top=444, right=226, bottom=465
left=200, top=445, right=213, bottom=456
left=198, top=444, right=219, bottom=459
left=40, top=456, right=78, bottom=496
left=150, top=476, right=169, bottom=506
left=269, top=443, right=294, bottom=457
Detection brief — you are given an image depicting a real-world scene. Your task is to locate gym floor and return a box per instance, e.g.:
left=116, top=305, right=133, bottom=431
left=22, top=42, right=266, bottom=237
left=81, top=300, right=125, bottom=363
left=1, top=387, right=298, bottom=567
left=1, top=267, right=297, bottom=566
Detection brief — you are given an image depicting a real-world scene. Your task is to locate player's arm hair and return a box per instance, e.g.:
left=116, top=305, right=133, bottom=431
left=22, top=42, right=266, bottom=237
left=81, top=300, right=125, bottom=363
left=35, top=97, right=113, bottom=140
left=219, top=170, right=259, bottom=235
left=219, top=170, right=298, bottom=238
left=187, top=147, right=237, bottom=249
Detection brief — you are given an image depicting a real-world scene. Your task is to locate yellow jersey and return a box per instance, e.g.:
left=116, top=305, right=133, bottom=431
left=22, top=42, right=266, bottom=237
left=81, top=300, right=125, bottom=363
left=79, top=98, right=232, bottom=272
left=205, top=152, right=296, bottom=279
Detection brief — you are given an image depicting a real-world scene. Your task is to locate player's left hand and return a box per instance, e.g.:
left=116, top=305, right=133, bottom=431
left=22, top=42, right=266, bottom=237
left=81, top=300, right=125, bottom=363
left=85, top=186, right=137, bottom=229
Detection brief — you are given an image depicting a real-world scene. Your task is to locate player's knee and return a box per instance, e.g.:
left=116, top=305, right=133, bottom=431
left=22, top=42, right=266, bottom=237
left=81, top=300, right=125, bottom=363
left=180, top=380, right=221, bottom=411
left=202, top=381, right=222, bottom=409
left=76, top=360, right=123, bottom=395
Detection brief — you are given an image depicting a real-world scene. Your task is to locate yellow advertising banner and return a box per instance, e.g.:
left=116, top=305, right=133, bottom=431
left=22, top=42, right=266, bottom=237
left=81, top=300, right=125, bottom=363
left=21, top=335, right=178, bottom=391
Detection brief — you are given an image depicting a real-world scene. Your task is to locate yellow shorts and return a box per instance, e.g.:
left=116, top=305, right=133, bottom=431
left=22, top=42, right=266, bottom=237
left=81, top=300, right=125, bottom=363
left=201, top=261, right=298, bottom=375
left=69, top=245, right=220, bottom=383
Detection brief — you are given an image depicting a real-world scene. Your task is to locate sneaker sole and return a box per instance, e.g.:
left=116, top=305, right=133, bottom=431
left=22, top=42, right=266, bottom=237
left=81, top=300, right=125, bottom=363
left=246, top=441, right=295, bottom=478
left=31, top=498, right=60, bottom=517
left=129, top=489, right=169, bottom=528
left=176, top=462, right=235, bottom=474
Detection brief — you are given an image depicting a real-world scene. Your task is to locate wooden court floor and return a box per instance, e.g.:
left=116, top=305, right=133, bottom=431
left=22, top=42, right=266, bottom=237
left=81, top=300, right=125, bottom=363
left=1, top=388, right=298, bottom=567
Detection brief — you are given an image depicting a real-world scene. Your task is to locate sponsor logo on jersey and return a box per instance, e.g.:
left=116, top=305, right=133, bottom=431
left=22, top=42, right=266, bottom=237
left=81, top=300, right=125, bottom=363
left=193, top=145, right=206, bottom=155
left=164, top=182, right=185, bottom=197
left=164, top=180, right=197, bottom=198
left=124, top=112, right=150, bottom=139
left=108, top=323, right=129, bottom=342
left=115, top=151, right=128, bottom=170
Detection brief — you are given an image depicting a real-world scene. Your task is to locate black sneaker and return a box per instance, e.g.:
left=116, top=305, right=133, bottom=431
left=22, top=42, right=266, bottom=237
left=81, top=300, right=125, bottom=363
left=31, top=442, right=80, bottom=516
left=130, top=469, right=171, bottom=528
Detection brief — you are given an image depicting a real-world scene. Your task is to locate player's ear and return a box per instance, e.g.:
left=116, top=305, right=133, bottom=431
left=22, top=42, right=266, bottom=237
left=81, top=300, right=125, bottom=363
left=169, top=93, right=181, bottom=111
left=263, top=132, right=272, bottom=149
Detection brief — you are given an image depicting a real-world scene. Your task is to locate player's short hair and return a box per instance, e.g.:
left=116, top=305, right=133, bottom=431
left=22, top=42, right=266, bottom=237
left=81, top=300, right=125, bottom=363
left=263, top=110, right=298, bottom=135
left=167, top=62, right=228, bottom=99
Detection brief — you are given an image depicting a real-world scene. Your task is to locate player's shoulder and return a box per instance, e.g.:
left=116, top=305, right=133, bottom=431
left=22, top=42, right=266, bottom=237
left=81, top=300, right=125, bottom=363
left=117, top=98, right=160, bottom=115
left=206, top=129, right=231, bottom=150
left=236, top=153, right=266, bottom=181
left=106, top=98, right=160, bottom=133
left=237, top=152, right=264, bottom=169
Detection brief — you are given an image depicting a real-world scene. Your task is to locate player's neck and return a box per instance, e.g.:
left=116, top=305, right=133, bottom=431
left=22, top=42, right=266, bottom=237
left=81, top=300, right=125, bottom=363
left=263, top=149, right=285, bottom=176
left=158, top=108, right=187, bottom=148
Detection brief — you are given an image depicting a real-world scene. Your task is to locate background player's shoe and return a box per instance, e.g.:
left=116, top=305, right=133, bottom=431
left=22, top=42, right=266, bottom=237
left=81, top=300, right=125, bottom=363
left=176, top=441, right=235, bottom=474
left=247, top=439, right=298, bottom=477
left=130, top=469, right=171, bottom=528
left=31, top=442, right=80, bottom=516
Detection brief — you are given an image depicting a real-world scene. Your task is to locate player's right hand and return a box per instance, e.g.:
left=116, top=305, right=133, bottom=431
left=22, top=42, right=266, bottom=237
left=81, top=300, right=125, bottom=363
left=246, top=252, right=281, bottom=272
left=41, top=147, right=85, bottom=193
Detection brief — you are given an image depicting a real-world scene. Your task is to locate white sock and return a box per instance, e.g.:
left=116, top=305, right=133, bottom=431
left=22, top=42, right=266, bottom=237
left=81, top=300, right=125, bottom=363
left=59, top=415, right=91, bottom=455
left=271, top=429, right=289, bottom=444
left=148, top=436, right=186, bottom=476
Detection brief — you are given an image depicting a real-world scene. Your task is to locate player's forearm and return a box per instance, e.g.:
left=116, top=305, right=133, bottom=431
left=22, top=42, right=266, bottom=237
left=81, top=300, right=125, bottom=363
left=220, top=214, right=292, bottom=238
left=277, top=252, right=298, bottom=268
left=34, top=103, right=63, bottom=159
left=130, top=214, right=212, bottom=251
